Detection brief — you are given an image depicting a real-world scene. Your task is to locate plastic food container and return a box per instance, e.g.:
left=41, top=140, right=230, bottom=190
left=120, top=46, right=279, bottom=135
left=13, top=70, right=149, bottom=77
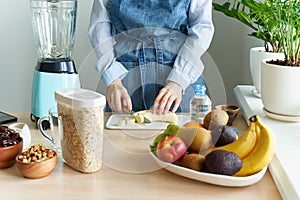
left=55, top=88, right=106, bottom=173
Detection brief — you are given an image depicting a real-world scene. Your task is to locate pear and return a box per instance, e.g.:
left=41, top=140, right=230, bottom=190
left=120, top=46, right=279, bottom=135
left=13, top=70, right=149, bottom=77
left=178, top=127, right=212, bottom=154
left=165, top=124, right=212, bottom=154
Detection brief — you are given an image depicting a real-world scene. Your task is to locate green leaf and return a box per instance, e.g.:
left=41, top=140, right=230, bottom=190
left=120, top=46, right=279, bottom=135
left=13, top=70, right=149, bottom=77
left=149, top=132, right=169, bottom=152
left=222, top=2, right=231, bottom=10
left=237, top=11, right=252, bottom=25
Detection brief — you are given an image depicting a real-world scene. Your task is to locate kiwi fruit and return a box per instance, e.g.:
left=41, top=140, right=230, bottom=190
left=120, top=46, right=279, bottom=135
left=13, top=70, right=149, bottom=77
left=181, top=153, right=205, bottom=171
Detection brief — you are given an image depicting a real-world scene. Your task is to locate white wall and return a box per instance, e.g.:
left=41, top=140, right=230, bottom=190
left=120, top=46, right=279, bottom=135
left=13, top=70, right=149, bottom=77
left=0, top=0, right=95, bottom=112
left=0, top=0, right=263, bottom=112
left=208, top=6, right=263, bottom=105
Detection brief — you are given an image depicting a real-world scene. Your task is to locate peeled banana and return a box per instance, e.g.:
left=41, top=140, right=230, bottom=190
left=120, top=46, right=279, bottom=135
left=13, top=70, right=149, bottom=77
left=209, top=117, right=257, bottom=159
left=234, top=116, right=275, bottom=176
left=117, top=110, right=178, bottom=125
left=133, top=110, right=178, bottom=124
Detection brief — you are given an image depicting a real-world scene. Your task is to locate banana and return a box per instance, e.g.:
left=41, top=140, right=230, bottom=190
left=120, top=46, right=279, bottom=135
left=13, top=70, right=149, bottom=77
left=117, top=110, right=178, bottom=126
left=234, top=115, right=275, bottom=177
left=133, top=110, right=178, bottom=124
left=245, top=120, right=261, bottom=156
left=209, top=116, right=257, bottom=158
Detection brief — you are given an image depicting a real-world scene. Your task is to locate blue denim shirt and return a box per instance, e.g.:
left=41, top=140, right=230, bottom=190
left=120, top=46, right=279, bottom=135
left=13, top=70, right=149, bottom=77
left=88, top=0, right=214, bottom=111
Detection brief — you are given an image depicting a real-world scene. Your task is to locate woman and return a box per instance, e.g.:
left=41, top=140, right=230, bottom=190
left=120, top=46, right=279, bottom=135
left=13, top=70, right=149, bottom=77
left=88, top=0, right=214, bottom=114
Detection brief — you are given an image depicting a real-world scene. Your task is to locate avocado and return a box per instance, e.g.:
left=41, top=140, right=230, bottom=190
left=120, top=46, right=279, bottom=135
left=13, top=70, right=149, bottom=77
left=211, top=125, right=237, bottom=147
left=204, top=150, right=242, bottom=176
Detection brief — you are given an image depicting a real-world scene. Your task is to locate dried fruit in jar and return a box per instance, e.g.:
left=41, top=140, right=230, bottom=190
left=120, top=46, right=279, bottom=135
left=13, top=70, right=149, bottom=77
left=0, top=126, right=22, bottom=147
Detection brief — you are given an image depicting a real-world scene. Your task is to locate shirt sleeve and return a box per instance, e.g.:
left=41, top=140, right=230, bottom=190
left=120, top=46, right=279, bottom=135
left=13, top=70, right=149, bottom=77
left=88, top=0, right=128, bottom=86
left=167, top=0, right=215, bottom=91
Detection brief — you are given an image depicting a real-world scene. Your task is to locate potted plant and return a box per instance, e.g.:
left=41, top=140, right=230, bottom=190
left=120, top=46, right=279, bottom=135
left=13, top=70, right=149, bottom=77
left=213, top=0, right=284, bottom=96
left=261, top=0, right=300, bottom=119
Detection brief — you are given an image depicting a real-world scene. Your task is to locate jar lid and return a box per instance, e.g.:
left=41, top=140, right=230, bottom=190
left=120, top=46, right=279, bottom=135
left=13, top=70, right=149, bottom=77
left=55, top=88, right=106, bottom=108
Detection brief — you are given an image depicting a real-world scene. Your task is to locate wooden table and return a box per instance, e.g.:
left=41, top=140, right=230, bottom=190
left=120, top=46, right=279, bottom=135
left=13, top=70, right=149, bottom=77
left=1, top=112, right=282, bottom=200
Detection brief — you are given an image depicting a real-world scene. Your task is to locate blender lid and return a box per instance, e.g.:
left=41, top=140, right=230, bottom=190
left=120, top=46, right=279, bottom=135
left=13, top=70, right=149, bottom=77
left=36, top=58, right=77, bottom=74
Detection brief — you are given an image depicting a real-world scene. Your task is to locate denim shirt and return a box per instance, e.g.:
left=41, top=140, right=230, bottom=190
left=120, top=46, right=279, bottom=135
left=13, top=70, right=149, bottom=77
left=88, top=0, right=214, bottom=111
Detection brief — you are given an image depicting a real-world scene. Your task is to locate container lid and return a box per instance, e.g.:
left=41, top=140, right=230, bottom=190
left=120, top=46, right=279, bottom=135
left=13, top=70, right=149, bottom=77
left=55, top=88, right=106, bottom=108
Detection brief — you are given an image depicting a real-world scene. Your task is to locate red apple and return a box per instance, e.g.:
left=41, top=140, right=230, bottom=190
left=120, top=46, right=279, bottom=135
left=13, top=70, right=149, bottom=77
left=156, top=135, right=187, bottom=163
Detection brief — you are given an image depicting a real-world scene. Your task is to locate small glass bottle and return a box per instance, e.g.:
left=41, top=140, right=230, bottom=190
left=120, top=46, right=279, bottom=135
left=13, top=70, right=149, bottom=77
left=190, top=84, right=212, bottom=124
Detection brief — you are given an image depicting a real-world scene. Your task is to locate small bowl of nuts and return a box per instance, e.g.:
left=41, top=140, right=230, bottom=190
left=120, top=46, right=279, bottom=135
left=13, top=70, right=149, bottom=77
left=15, top=144, right=57, bottom=179
left=0, top=126, right=23, bottom=169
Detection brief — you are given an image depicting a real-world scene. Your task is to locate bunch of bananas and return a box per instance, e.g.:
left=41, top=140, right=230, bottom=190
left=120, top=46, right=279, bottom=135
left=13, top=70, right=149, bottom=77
left=211, top=115, right=276, bottom=176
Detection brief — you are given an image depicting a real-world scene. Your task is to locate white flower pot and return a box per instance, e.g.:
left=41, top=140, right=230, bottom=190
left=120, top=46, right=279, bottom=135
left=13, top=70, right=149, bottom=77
left=250, top=47, right=284, bottom=96
left=261, top=60, right=300, bottom=117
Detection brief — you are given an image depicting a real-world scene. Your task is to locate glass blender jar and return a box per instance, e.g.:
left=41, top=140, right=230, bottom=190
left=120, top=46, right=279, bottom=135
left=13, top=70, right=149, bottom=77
left=30, top=0, right=81, bottom=123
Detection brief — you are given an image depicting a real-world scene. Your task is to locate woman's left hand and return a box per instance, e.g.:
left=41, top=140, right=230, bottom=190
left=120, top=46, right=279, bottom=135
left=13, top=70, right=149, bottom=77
left=152, top=81, right=182, bottom=114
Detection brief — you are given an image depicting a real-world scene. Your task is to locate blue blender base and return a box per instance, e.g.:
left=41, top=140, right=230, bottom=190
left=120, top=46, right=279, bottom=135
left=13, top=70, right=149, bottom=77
left=31, top=69, right=80, bottom=118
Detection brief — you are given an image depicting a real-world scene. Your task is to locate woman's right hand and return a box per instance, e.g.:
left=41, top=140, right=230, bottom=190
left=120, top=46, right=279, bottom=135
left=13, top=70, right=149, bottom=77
left=107, top=78, right=132, bottom=113
left=152, top=81, right=182, bottom=114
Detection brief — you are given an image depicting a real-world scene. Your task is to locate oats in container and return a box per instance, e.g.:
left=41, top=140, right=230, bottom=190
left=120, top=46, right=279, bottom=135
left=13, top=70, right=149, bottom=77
left=55, top=88, right=106, bottom=173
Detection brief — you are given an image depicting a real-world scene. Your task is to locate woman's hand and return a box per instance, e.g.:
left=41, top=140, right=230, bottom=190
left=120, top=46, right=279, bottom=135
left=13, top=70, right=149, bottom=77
left=152, top=81, right=182, bottom=114
left=107, top=78, right=132, bottom=113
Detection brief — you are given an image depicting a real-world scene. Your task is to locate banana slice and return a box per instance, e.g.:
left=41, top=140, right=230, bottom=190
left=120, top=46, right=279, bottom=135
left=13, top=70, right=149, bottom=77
left=134, top=113, right=145, bottom=124
left=116, top=117, right=136, bottom=126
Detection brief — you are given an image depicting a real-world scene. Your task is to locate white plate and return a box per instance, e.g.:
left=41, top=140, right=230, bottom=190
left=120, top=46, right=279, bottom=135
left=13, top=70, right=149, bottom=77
left=263, top=107, right=300, bottom=122
left=149, top=150, right=267, bottom=187
left=106, top=114, right=191, bottom=130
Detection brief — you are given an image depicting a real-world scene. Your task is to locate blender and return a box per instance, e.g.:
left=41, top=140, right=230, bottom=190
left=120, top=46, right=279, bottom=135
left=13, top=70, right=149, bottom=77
left=30, top=0, right=80, bottom=123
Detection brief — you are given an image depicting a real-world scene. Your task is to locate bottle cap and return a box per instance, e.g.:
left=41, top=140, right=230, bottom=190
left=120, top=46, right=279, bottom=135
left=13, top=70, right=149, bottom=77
left=195, top=84, right=206, bottom=96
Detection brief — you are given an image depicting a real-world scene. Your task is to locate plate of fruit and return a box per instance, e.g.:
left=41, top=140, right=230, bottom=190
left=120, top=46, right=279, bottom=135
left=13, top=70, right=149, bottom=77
left=149, top=110, right=275, bottom=187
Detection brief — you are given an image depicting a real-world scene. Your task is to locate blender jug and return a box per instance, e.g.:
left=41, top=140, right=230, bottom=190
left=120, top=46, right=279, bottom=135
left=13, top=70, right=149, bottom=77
left=30, top=0, right=81, bottom=123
